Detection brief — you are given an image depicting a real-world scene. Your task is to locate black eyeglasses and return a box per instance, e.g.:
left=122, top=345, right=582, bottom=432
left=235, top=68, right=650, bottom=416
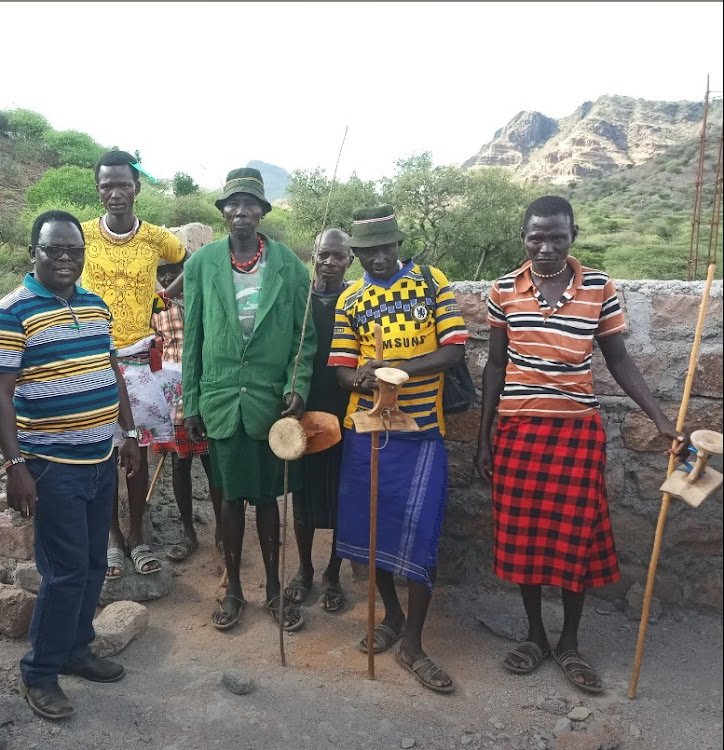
left=33, top=245, right=85, bottom=261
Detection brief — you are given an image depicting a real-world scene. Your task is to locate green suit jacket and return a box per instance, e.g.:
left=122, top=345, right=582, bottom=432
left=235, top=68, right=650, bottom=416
left=182, top=233, right=317, bottom=440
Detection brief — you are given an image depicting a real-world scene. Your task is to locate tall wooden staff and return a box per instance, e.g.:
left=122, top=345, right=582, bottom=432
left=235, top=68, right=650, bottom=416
left=275, top=126, right=349, bottom=666
left=628, top=262, right=716, bottom=698
left=367, top=323, right=384, bottom=680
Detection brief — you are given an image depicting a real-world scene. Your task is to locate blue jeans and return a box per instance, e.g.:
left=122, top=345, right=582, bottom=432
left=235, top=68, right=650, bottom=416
left=20, top=456, right=115, bottom=688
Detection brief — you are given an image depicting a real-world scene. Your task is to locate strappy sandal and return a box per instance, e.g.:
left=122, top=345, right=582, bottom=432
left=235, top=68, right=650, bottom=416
left=358, top=622, right=405, bottom=654
left=553, top=647, right=604, bottom=694
left=166, top=537, right=199, bottom=562
left=284, top=574, right=313, bottom=604
left=267, top=595, right=304, bottom=632
left=105, top=547, right=126, bottom=579
left=319, top=581, right=345, bottom=613
left=130, top=544, right=161, bottom=575
left=503, top=641, right=551, bottom=674
left=395, top=651, right=455, bottom=694
left=212, top=595, right=245, bottom=631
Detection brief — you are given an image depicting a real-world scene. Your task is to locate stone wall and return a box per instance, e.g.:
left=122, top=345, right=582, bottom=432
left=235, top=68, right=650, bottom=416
left=441, top=279, right=723, bottom=613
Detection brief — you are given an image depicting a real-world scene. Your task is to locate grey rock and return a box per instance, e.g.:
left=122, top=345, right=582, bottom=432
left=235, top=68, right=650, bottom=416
left=476, top=611, right=527, bottom=641
left=629, top=724, right=642, bottom=738
left=401, top=739, right=415, bottom=749
left=13, top=561, right=41, bottom=594
left=553, top=718, right=571, bottom=737
left=0, top=584, right=35, bottom=637
left=99, top=563, right=172, bottom=606
left=568, top=706, right=592, bottom=721
left=536, top=696, right=569, bottom=715
left=461, top=734, right=473, bottom=746
left=221, top=669, right=255, bottom=695
left=91, top=601, right=149, bottom=657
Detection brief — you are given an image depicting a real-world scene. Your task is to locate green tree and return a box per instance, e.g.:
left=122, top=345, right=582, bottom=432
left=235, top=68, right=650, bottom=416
left=7, top=109, right=51, bottom=141
left=43, top=130, right=106, bottom=168
left=25, top=166, right=98, bottom=209
left=172, top=172, right=199, bottom=197
left=286, top=169, right=379, bottom=254
left=381, top=154, right=531, bottom=279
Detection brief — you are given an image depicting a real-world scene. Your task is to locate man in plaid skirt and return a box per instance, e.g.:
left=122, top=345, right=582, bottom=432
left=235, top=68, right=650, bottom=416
left=476, top=196, right=689, bottom=694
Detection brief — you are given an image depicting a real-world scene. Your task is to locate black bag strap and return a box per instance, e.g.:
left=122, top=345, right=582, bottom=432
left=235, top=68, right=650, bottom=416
left=419, top=264, right=438, bottom=335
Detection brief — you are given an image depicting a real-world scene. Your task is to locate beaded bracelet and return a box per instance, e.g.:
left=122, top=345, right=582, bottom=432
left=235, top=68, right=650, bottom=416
left=2, top=456, right=26, bottom=472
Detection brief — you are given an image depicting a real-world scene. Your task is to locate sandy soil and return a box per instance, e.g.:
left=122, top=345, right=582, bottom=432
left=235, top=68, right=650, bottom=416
left=1, top=461, right=722, bottom=750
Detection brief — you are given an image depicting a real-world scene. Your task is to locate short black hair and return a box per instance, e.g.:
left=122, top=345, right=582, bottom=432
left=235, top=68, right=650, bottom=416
left=94, top=150, right=140, bottom=183
left=30, top=210, right=85, bottom=247
left=523, top=196, right=575, bottom=233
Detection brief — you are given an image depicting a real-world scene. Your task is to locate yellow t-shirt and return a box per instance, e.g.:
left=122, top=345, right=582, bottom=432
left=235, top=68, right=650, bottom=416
left=81, top=219, right=185, bottom=349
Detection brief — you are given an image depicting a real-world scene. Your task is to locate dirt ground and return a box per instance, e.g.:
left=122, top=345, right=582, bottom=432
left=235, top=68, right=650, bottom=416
left=1, top=460, right=722, bottom=750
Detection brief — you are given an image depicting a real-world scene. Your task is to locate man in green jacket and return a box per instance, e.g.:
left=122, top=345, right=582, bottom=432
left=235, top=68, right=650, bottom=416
left=182, top=167, right=316, bottom=632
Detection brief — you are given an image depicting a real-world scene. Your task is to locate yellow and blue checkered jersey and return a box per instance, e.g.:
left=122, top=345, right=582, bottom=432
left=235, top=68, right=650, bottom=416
left=0, top=274, right=119, bottom=464
left=328, top=262, right=469, bottom=438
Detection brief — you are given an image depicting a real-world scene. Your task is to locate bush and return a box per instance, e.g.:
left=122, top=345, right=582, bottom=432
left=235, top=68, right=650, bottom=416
left=26, top=166, right=98, bottom=209
left=7, top=109, right=51, bottom=141
left=172, top=172, right=199, bottom=197
left=0, top=110, right=10, bottom=136
left=19, top=201, right=101, bottom=240
left=43, top=130, right=106, bottom=168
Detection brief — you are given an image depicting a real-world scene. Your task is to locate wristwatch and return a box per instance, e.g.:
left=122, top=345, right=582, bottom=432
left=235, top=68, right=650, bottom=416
left=122, top=428, right=139, bottom=440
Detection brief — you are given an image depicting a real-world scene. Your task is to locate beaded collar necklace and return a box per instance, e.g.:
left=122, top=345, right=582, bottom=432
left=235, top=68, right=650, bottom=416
left=531, top=262, right=569, bottom=279
left=100, top=215, right=140, bottom=243
left=230, top=235, right=264, bottom=274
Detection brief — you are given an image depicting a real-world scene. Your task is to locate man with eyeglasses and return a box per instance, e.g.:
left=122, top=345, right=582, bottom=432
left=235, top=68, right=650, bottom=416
left=0, top=210, right=141, bottom=720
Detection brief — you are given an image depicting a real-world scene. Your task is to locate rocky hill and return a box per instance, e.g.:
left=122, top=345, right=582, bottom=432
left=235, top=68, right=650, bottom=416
left=246, top=160, right=291, bottom=203
left=463, top=95, right=722, bottom=184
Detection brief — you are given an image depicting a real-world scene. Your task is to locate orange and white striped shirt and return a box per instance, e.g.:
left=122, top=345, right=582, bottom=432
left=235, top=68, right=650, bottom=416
left=487, top=256, right=627, bottom=418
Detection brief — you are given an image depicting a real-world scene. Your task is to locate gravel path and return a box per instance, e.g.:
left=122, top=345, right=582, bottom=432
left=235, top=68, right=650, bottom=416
left=1, top=466, right=722, bottom=750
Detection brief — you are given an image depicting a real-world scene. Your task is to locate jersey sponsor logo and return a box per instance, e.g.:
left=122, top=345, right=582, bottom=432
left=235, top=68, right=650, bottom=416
left=383, top=335, right=426, bottom=350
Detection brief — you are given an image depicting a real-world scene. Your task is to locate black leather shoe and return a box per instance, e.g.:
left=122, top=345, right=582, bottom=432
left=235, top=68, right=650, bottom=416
left=19, top=678, right=74, bottom=720
left=61, top=655, right=125, bottom=683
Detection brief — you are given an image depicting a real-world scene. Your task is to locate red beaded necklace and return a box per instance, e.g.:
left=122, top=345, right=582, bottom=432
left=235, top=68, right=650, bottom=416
left=230, top=235, right=264, bottom=273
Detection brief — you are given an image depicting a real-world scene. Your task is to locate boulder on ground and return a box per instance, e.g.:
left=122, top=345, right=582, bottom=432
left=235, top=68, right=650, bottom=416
left=91, top=600, right=149, bottom=657
left=99, top=563, right=172, bottom=606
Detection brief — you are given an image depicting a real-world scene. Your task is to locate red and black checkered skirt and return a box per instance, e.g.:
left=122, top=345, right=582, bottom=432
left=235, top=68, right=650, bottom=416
left=153, top=426, right=209, bottom=459
left=492, top=413, right=619, bottom=592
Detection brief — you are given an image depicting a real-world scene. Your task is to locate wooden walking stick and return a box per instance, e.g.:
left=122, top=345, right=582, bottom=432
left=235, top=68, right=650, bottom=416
left=367, top=324, right=384, bottom=680
left=145, top=450, right=167, bottom=504
left=266, top=126, right=349, bottom=667
left=628, top=262, right=717, bottom=699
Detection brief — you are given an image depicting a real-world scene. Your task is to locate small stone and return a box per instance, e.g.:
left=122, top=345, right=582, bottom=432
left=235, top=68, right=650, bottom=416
left=553, top=718, right=571, bottom=737
left=222, top=669, right=255, bottom=695
left=461, top=734, right=473, bottom=746
left=401, top=739, right=415, bottom=749
left=629, top=724, right=642, bottom=738
left=91, top=600, right=149, bottom=657
left=567, top=706, right=592, bottom=721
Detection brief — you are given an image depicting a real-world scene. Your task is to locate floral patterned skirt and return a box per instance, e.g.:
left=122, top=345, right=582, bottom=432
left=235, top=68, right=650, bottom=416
left=114, top=337, right=174, bottom=448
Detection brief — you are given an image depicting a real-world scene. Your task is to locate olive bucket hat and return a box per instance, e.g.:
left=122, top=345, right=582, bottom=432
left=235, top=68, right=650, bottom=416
left=215, top=167, right=272, bottom=214
left=345, top=204, right=407, bottom=248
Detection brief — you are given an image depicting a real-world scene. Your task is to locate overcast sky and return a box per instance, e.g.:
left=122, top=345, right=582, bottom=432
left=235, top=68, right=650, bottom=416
left=1, top=2, right=722, bottom=189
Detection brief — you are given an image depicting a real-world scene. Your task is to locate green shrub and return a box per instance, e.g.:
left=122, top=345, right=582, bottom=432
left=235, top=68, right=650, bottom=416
left=26, top=166, right=98, bottom=209
left=172, top=172, right=199, bottom=197
left=0, top=110, right=10, bottom=136
left=7, top=109, right=51, bottom=141
left=43, top=130, right=106, bottom=168
left=20, top=202, right=101, bottom=239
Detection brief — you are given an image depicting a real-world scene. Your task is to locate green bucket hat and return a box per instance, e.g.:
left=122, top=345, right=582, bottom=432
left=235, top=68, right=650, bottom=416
left=215, top=167, right=272, bottom=214
left=345, top=204, right=407, bottom=249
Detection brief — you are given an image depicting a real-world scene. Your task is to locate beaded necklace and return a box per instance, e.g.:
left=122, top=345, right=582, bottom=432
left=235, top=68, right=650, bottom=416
left=531, top=262, right=569, bottom=279
left=100, top=215, right=140, bottom=244
left=230, top=235, right=264, bottom=273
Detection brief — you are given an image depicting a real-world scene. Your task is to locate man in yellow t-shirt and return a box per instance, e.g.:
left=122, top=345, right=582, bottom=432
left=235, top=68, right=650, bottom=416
left=81, top=149, right=189, bottom=580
